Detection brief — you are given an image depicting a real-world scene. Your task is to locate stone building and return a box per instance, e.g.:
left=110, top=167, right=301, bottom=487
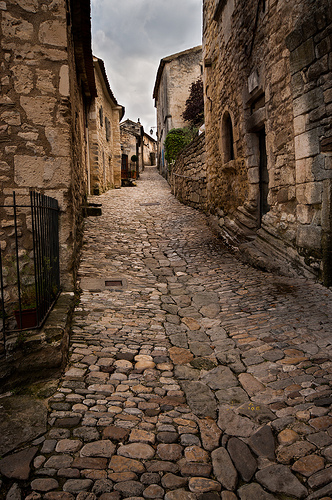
left=142, top=130, right=157, bottom=167
left=87, top=57, right=124, bottom=195
left=203, top=0, right=332, bottom=285
left=153, top=46, right=202, bottom=178
left=120, top=119, right=143, bottom=180
left=0, top=0, right=98, bottom=289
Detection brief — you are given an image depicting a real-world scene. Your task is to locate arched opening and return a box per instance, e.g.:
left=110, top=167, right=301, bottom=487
left=222, top=111, right=235, bottom=163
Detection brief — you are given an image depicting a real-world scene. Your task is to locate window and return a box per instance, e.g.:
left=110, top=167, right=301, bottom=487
left=99, top=107, right=103, bottom=127
left=105, top=117, right=111, bottom=142
left=222, top=111, right=235, bottom=162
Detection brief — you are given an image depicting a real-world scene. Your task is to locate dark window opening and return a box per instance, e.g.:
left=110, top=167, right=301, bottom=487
left=99, top=107, right=103, bottom=127
left=105, top=117, right=111, bottom=142
left=222, top=112, right=235, bottom=162
left=251, top=93, right=265, bottom=114
left=105, top=280, right=123, bottom=287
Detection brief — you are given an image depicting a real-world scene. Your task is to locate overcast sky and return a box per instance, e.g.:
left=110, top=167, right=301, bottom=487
left=91, top=0, right=203, bottom=136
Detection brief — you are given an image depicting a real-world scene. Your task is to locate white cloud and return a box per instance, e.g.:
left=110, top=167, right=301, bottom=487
left=91, top=0, right=202, bottom=133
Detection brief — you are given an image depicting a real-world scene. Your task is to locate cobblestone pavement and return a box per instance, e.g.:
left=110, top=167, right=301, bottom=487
left=1, top=166, right=332, bottom=500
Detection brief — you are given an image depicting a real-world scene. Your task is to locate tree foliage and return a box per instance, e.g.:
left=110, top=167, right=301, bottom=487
left=182, top=78, right=204, bottom=127
left=164, top=128, right=195, bottom=164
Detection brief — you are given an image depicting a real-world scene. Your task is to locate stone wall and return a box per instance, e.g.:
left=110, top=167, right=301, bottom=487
left=0, top=0, right=71, bottom=288
left=286, top=4, right=332, bottom=285
left=0, top=0, right=96, bottom=290
left=203, top=0, right=332, bottom=284
left=170, top=133, right=207, bottom=211
left=88, top=58, right=123, bottom=194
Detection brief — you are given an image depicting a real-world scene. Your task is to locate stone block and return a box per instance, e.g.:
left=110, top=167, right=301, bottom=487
left=45, top=127, right=70, bottom=156
left=308, top=58, right=328, bottom=82
left=289, top=38, right=315, bottom=74
left=15, top=0, right=38, bottom=12
left=36, top=69, right=56, bottom=93
left=296, top=204, right=313, bottom=224
left=248, top=167, right=259, bottom=184
left=277, top=188, right=289, bottom=203
left=304, top=181, right=323, bottom=204
left=285, top=28, right=303, bottom=52
left=280, top=166, right=295, bottom=186
left=39, top=20, right=67, bottom=47
left=0, top=161, right=10, bottom=172
left=293, top=88, right=324, bottom=117
left=1, top=11, right=33, bottom=40
left=14, top=155, right=71, bottom=188
left=293, top=115, right=306, bottom=135
left=10, top=64, right=33, bottom=94
left=291, top=72, right=305, bottom=97
left=20, top=96, right=56, bottom=126
left=248, top=70, right=259, bottom=93
left=294, top=129, right=320, bottom=160
left=0, top=110, right=21, bottom=125
left=296, top=159, right=313, bottom=184
left=316, top=36, right=331, bottom=59
left=324, top=88, right=332, bottom=105
left=271, top=59, right=286, bottom=85
left=59, top=65, right=70, bottom=96
left=296, top=224, right=322, bottom=250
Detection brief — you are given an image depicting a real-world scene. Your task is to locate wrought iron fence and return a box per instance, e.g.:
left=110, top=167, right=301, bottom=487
left=0, top=192, right=60, bottom=344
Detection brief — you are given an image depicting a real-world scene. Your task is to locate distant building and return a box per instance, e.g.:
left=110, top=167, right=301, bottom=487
left=153, top=46, right=202, bottom=178
left=143, top=131, right=157, bottom=167
left=120, top=120, right=156, bottom=182
left=88, top=57, right=124, bottom=194
left=120, top=119, right=143, bottom=181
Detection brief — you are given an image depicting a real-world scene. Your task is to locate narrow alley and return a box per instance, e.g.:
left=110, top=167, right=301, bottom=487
left=2, top=166, right=332, bottom=499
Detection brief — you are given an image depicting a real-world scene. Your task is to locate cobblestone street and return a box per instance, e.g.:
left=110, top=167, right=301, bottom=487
left=1, top=166, right=332, bottom=499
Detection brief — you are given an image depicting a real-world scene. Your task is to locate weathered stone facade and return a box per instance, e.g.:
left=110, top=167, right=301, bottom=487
left=143, top=130, right=157, bottom=166
left=153, top=46, right=202, bottom=178
left=0, top=0, right=96, bottom=289
left=120, top=124, right=156, bottom=177
left=87, top=57, right=124, bottom=194
left=120, top=119, right=145, bottom=179
left=170, top=132, right=207, bottom=211
left=203, top=0, right=332, bottom=284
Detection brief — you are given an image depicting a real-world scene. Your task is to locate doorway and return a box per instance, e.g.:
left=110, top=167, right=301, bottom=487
left=258, top=128, right=269, bottom=224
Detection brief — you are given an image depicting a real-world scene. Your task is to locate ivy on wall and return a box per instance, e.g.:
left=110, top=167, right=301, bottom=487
left=164, top=128, right=196, bottom=164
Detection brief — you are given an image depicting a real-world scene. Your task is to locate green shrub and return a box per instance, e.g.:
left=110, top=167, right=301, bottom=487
left=164, top=128, right=196, bottom=164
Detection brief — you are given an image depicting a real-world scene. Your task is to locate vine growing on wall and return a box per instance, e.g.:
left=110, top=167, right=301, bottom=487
left=164, top=128, right=196, bottom=164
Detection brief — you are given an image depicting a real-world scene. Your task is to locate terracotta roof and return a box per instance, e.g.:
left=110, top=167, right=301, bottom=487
left=153, top=45, right=202, bottom=100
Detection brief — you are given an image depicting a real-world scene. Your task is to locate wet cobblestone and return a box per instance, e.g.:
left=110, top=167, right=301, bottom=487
left=1, top=166, right=332, bottom=499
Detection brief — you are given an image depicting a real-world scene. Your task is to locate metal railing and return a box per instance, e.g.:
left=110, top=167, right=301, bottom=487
left=0, top=192, right=60, bottom=343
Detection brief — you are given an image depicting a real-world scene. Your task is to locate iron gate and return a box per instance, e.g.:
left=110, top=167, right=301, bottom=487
left=0, top=192, right=60, bottom=345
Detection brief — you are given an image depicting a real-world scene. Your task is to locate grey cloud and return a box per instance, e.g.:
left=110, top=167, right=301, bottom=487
left=91, top=0, right=202, bottom=131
